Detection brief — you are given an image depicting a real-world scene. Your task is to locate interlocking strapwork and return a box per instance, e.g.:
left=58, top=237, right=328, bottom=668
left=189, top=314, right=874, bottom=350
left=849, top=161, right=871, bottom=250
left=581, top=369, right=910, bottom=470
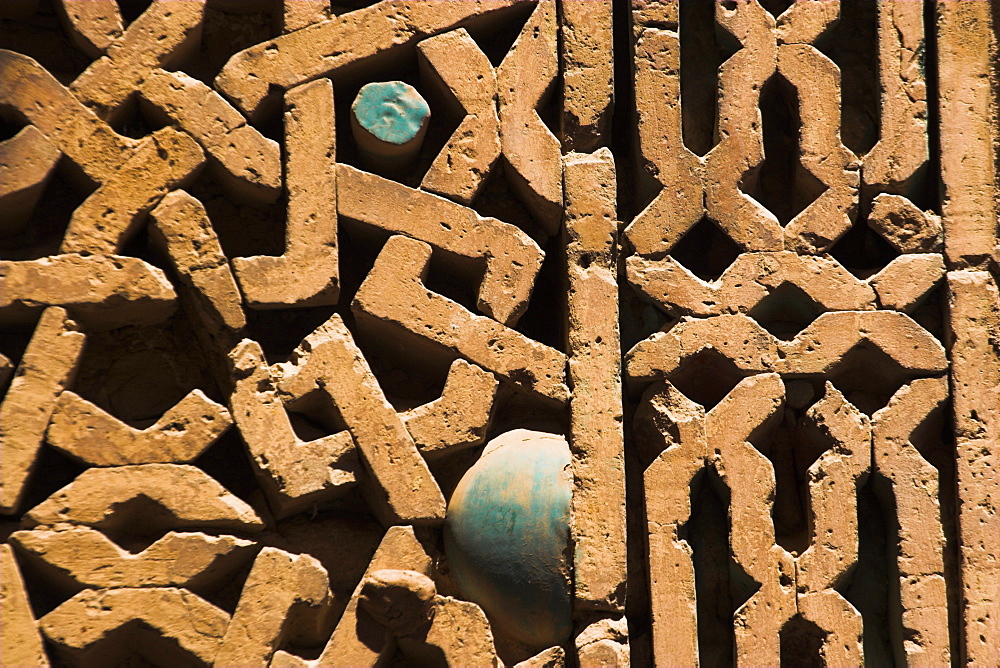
left=0, top=1, right=996, bottom=665
left=627, top=2, right=995, bottom=666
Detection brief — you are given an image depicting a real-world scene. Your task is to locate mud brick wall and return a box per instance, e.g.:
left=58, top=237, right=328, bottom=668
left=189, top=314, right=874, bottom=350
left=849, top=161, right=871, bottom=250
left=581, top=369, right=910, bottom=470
left=0, top=1, right=997, bottom=666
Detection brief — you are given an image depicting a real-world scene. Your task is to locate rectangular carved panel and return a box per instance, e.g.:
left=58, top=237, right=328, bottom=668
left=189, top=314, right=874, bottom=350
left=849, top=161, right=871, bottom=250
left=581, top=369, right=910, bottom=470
left=0, top=1, right=995, bottom=665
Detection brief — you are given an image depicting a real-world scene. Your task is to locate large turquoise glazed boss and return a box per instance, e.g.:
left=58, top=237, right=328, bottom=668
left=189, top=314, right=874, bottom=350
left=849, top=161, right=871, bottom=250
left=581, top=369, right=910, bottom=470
left=444, top=430, right=573, bottom=648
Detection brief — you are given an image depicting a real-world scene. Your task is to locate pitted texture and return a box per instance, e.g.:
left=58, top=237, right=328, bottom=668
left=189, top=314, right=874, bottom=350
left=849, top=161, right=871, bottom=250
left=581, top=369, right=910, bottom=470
left=0, top=1, right=996, bottom=665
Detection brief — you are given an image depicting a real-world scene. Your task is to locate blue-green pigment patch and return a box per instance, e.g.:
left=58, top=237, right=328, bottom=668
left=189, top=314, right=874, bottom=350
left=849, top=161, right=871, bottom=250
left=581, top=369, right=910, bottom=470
left=352, top=81, right=430, bottom=145
left=444, top=432, right=572, bottom=649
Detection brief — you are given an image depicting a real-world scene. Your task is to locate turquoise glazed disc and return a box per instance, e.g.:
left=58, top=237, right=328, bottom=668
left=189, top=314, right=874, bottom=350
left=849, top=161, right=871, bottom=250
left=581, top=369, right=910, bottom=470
left=351, top=81, right=430, bottom=146
left=444, top=429, right=573, bottom=648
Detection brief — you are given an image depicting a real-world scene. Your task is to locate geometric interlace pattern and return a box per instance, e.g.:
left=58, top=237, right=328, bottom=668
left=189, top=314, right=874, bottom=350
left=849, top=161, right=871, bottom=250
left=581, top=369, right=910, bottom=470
left=1, top=1, right=997, bottom=666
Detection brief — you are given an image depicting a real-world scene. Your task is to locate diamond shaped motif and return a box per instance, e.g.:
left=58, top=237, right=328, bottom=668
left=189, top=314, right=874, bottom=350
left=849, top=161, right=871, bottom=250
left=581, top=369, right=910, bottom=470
left=748, top=282, right=824, bottom=341
left=668, top=348, right=746, bottom=409
left=669, top=217, right=742, bottom=282
left=760, top=0, right=795, bottom=18
left=828, top=216, right=901, bottom=280
left=828, top=342, right=916, bottom=415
